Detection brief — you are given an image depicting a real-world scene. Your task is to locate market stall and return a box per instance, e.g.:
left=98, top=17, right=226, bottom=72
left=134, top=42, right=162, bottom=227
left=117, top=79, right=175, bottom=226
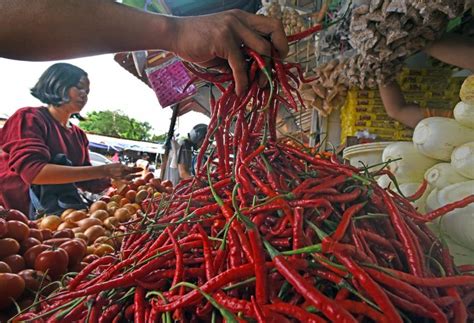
left=1, top=1, right=474, bottom=322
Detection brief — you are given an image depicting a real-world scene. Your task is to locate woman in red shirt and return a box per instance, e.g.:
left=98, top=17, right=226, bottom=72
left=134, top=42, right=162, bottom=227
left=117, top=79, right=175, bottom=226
left=0, top=63, right=141, bottom=216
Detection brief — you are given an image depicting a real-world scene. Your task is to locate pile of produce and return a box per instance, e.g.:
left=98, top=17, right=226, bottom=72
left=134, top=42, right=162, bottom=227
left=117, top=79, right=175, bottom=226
left=34, top=173, right=172, bottom=256
left=0, top=208, right=90, bottom=320
left=299, top=59, right=348, bottom=117
left=14, top=28, right=474, bottom=322
left=302, top=0, right=470, bottom=117
left=0, top=172, right=173, bottom=319
left=380, top=75, right=474, bottom=251
left=264, top=3, right=307, bottom=36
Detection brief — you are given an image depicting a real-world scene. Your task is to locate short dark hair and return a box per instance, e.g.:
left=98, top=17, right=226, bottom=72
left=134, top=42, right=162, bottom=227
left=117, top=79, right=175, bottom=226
left=31, top=63, right=87, bottom=106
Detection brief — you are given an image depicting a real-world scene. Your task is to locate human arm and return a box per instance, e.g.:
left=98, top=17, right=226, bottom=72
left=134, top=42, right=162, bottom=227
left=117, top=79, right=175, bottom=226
left=178, top=163, right=192, bottom=180
left=379, top=81, right=424, bottom=129
left=424, top=33, right=474, bottom=72
left=0, top=0, right=288, bottom=95
left=176, top=142, right=193, bottom=180
left=32, top=163, right=142, bottom=185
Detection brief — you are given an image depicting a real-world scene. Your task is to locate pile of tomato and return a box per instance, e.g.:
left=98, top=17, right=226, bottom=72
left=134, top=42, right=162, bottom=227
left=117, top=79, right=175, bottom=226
left=0, top=208, right=89, bottom=319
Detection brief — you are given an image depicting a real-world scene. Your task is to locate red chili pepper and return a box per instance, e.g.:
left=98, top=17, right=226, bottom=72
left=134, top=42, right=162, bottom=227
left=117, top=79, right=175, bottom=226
left=251, top=296, right=266, bottom=323
left=273, top=255, right=357, bottom=322
left=151, top=263, right=267, bottom=312
left=370, top=267, right=474, bottom=287
left=366, top=268, right=447, bottom=323
left=386, top=290, right=436, bottom=320
left=165, top=227, right=184, bottom=291
left=124, top=304, right=135, bottom=321
left=134, top=286, right=146, bottom=323
left=332, top=202, right=365, bottom=242
left=196, top=224, right=216, bottom=279
left=99, top=304, right=122, bottom=323
left=273, top=52, right=298, bottom=111
left=458, top=264, right=474, bottom=273
left=338, top=300, right=386, bottom=323
left=287, top=24, right=323, bottom=42
left=335, top=288, right=350, bottom=301
left=335, top=252, right=402, bottom=323
left=292, top=207, right=305, bottom=253
left=377, top=187, right=424, bottom=277
left=248, top=228, right=268, bottom=304
left=324, top=188, right=362, bottom=203
left=68, top=256, right=115, bottom=291
left=425, top=195, right=474, bottom=221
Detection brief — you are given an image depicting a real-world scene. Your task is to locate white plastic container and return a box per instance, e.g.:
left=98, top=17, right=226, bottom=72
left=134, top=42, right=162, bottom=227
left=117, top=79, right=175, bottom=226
left=343, top=142, right=392, bottom=170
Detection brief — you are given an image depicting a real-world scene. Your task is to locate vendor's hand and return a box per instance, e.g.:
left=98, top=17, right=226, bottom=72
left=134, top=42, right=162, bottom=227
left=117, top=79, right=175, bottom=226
left=168, top=10, right=288, bottom=96
left=102, top=164, right=142, bottom=181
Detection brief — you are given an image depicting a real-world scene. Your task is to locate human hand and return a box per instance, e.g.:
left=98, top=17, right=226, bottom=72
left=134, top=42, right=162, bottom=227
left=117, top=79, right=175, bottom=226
left=102, top=164, right=142, bottom=181
left=168, top=10, right=288, bottom=95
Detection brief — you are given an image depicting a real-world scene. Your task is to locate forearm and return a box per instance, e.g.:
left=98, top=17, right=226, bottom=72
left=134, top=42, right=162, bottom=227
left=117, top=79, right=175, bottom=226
left=424, top=33, right=474, bottom=71
left=178, top=164, right=192, bottom=180
left=0, top=0, right=175, bottom=60
left=379, top=82, right=424, bottom=128
left=32, top=164, right=106, bottom=185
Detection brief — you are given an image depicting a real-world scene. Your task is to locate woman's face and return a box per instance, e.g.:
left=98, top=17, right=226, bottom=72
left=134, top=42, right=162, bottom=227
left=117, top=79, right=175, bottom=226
left=67, top=76, right=90, bottom=112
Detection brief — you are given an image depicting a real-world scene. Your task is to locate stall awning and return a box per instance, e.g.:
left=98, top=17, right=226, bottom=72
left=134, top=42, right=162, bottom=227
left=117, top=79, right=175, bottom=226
left=87, top=133, right=165, bottom=154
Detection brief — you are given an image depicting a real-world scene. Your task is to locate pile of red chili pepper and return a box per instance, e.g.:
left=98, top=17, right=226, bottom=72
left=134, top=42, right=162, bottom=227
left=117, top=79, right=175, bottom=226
left=17, top=27, right=474, bottom=323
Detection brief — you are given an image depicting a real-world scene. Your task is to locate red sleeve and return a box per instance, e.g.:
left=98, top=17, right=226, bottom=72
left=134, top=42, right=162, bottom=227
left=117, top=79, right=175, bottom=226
left=0, top=108, right=50, bottom=184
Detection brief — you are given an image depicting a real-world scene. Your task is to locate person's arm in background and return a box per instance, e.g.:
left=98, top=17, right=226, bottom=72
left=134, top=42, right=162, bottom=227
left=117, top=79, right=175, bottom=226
left=379, top=81, right=425, bottom=128
left=379, top=33, right=474, bottom=128
left=0, top=0, right=288, bottom=95
left=178, top=163, right=192, bottom=180
left=32, top=163, right=142, bottom=185
left=424, top=33, right=474, bottom=72
left=176, top=143, right=193, bottom=180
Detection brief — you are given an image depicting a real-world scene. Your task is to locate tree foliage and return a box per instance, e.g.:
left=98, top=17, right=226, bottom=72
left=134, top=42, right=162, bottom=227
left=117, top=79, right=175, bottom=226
left=80, top=110, right=154, bottom=141
left=150, top=133, right=168, bottom=143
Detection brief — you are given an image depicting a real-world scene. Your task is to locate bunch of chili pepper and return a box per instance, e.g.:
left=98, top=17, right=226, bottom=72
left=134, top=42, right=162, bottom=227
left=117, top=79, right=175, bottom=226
left=16, top=25, right=474, bottom=323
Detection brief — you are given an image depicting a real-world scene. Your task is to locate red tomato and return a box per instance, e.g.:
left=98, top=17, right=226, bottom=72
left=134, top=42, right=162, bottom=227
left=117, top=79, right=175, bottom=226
left=27, top=221, right=39, bottom=229
left=154, top=184, right=166, bottom=193
left=4, top=209, right=29, bottom=224
left=0, top=273, right=25, bottom=309
left=28, top=229, right=43, bottom=242
left=0, top=238, right=20, bottom=258
left=20, top=237, right=42, bottom=254
left=35, top=248, right=69, bottom=279
left=82, top=254, right=100, bottom=264
left=124, top=190, right=137, bottom=203
left=24, top=244, right=49, bottom=268
left=40, top=229, right=53, bottom=240
left=0, top=261, right=12, bottom=273
left=0, top=219, right=7, bottom=238
left=43, top=238, right=70, bottom=247
left=6, top=220, right=30, bottom=242
left=60, top=239, right=86, bottom=266
left=142, top=172, right=154, bottom=182
left=149, top=178, right=162, bottom=190
left=134, top=178, right=146, bottom=187
left=2, top=254, right=25, bottom=273
left=53, top=229, right=74, bottom=239
left=161, top=180, right=173, bottom=188
left=18, top=269, right=50, bottom=292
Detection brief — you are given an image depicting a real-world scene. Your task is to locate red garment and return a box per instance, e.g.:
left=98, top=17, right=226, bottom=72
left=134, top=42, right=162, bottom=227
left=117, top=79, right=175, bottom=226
left=0, top=107, right=110, bottom=214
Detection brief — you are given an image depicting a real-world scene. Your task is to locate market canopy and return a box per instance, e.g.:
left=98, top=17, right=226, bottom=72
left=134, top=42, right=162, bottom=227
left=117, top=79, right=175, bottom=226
left=87, top=133, right=165, bottom=154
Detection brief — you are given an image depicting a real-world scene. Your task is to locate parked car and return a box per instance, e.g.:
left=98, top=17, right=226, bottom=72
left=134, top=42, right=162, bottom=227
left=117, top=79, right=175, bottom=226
left=89, top=151, right=111, bottom=166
